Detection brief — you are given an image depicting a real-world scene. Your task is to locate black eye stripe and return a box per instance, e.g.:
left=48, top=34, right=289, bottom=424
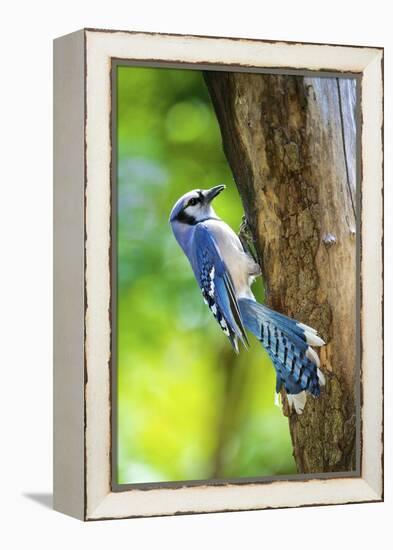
left=187, top=197, right=200, bottom=207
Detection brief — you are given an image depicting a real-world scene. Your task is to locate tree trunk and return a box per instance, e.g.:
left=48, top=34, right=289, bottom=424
left=204, top=71, right=357, bottom=474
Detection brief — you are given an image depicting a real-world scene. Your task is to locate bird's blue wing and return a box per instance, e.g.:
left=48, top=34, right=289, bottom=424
left=192, top=223, right=249, bottom=351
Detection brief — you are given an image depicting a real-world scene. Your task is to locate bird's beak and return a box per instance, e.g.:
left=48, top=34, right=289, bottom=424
left=204, top=184, right=226, bottom=203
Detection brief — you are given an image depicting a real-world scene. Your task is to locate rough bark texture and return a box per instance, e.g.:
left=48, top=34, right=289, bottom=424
left=205, top=72, right=357, bottom=474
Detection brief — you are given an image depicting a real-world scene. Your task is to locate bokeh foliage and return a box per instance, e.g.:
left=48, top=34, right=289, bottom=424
left=117, top=65, right=296, bottom=484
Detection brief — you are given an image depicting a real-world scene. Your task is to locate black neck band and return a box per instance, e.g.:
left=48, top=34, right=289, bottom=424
left=175, top=212, right=217, bottom=226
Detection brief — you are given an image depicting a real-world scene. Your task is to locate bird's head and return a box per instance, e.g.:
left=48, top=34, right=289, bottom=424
left=169, top=185, right=226, bottom=226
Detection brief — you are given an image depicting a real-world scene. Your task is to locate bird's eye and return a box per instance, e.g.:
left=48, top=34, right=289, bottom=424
left=188, top=197, right=198, bottom=207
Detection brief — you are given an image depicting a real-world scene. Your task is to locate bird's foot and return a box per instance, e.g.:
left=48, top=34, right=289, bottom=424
left=238, top=215, right=258, bottom=263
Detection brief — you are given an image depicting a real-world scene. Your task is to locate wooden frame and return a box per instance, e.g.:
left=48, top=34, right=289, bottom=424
left=53, top=28, right=383, bottom=521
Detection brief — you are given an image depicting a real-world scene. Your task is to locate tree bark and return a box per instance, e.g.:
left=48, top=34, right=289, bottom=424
left=205, top=71, right=357, bottom=474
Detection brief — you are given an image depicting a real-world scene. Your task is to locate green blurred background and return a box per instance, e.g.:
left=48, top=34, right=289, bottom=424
left=116, top=65, right=296, bottom=484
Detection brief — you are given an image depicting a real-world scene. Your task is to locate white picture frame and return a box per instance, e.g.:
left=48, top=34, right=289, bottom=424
left=53, top=28, right=383, bottom=521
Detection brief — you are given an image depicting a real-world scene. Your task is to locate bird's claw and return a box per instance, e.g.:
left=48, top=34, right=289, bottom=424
left=238, top=216, right=258, bottom=263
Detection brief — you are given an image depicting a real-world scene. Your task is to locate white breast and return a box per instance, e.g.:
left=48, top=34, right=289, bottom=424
left=203, top=219, right=260, bottom=298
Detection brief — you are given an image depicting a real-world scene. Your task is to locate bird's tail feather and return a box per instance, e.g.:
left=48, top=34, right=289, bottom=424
left=238, top=298, right=325, bottom=414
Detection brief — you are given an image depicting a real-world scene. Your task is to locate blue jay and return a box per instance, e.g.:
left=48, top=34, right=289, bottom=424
left=169, top=185, right=325, bottom=414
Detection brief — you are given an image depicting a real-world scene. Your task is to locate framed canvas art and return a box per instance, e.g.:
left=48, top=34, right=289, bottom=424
left=53, top=28, right=383, bottom=520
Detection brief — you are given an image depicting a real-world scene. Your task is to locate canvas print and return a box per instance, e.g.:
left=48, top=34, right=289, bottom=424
left=114, top=65, right=358, bottom=486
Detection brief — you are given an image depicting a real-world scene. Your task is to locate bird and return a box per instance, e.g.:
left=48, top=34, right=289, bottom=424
left=169, top=185, right=325, bottom=414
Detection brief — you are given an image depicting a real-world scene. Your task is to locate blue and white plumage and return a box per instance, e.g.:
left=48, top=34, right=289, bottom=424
left=169, top=185, right=325, bottom=414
